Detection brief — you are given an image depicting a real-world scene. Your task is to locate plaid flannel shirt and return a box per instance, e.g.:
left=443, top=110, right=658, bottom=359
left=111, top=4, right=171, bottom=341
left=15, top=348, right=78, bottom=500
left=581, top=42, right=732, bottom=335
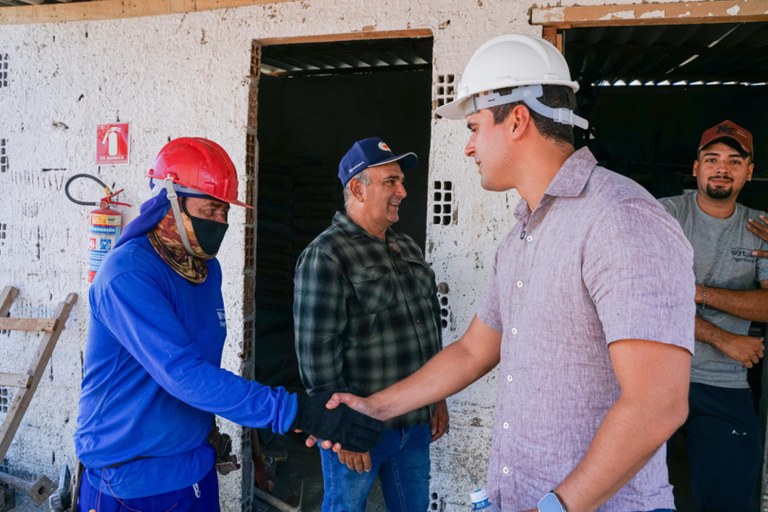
left=293, top=211, right=442, bottom=428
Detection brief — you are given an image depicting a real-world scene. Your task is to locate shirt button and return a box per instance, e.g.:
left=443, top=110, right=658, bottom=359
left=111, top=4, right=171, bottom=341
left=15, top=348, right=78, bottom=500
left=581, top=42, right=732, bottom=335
left=516, top=281, right=523, bottom=288
left=416, top=319, right=422, bottom=324
left=503, top=421, right=510, bottom=429
left=511, top=328, right=518, bottom=335
left=502, top=466, right=510, bottom=475
left=526, top=235, right=533, bottom=242
left=506, top=374, right=513, bottom=382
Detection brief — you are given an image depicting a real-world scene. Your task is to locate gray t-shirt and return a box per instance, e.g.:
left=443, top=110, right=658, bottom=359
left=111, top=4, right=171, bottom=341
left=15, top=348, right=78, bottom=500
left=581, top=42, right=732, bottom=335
left=660, top=191, right=768, bottom=388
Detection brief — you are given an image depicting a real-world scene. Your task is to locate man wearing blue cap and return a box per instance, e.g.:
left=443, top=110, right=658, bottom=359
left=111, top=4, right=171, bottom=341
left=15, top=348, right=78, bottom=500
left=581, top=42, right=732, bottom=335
left=293, top=137, right=448, bottom=511
left=73, top=138, right=382, bottom=512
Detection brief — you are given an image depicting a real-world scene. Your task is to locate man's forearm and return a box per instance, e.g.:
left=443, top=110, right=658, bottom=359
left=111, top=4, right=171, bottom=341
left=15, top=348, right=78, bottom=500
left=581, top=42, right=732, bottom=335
left=370, top=341, right=493, bottom=421
left=369, top=315, right=500, bottom=421
left=694, top=315, right=729, bottom=350
left=698, top=285, right=768, bottom=322
left=694, top=316, right=764, bottom=368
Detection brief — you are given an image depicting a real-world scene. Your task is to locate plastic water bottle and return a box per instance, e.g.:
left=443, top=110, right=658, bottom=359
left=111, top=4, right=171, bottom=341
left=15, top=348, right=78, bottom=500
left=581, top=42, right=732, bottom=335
left=470, top=487, right=501, bottom=511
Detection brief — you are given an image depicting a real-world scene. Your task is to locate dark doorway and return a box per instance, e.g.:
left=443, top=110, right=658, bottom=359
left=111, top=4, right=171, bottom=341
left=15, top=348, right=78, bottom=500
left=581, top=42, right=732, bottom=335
left=251, top=36, right=433, bottom=509
left=565, top=22, right=768, bottom=204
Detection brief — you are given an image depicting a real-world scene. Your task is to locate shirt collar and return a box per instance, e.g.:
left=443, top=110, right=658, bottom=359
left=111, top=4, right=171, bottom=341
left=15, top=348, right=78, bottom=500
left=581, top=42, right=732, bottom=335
left=514, top=147, right=597, bottom=220
left=332, top=211, right=398, bottom=243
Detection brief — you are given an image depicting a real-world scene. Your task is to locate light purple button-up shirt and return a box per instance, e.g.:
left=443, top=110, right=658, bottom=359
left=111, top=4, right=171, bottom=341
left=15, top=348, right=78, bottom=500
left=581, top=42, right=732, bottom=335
left=477, top=147, right=695, bottom=511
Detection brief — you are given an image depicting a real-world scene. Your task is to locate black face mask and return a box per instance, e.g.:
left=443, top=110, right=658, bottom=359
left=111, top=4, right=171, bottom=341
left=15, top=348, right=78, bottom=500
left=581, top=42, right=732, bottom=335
left=181, top=197, right=229, bottom=257
left=190, top=215, right=228, bottom=256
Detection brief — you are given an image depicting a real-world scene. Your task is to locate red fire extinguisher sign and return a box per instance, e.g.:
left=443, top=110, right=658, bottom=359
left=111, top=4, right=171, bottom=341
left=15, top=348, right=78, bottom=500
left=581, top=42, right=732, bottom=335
left=96, top=123, right=130, bottom=164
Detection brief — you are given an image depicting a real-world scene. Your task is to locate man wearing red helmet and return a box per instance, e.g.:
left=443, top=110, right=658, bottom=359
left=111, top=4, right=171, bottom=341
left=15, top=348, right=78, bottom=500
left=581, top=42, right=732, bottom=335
left=73, top=138, right=382, bottom=512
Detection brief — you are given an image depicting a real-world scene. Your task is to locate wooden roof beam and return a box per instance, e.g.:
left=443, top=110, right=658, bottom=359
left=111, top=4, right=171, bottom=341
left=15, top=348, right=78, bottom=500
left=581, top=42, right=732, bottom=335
left=532, top=0, right=768, bottom=29
left=0, top=0, right=293, bottom=25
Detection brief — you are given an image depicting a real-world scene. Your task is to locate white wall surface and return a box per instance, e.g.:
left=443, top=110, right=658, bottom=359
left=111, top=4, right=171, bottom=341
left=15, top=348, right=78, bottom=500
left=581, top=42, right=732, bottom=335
left=0, top=0, right=681, bottom=510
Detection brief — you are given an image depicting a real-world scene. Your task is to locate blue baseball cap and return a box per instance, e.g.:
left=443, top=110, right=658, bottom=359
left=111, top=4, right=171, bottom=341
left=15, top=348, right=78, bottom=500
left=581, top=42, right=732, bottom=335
left=338, top=137, right=418, bottom=188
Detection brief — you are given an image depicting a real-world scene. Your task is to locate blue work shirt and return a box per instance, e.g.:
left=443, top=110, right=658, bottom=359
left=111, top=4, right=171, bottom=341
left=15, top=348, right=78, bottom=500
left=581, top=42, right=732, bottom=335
left=74, top=235, right=297, bottom=498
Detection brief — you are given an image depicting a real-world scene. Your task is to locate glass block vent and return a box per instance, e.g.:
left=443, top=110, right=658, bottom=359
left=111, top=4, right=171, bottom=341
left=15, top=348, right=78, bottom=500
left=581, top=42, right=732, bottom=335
left=434, top=74, right=455, bottom=111
left=0, top=387, right=9, bottom=413
left=0, top=139, right=7, bottom=173
left=432, top=181, right=453, bottom=226
left=438, top=293, right=450, bottom=330
left=0, top=54, right=7, bottom=88
left=429, top=491, right=446, bottom=511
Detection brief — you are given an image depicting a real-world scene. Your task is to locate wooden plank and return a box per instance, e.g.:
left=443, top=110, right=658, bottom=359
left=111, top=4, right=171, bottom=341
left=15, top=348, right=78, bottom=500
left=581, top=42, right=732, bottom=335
left=0, top=471, right=56, bottom=505
left=0, top=372, right=30, bottom=388
left=0, top=292, right=78, bottom=463
left=0, top=286, right=18, bottom=317
left=255, top=29, right=434, bottom=46
left=0, top=0, right=294, bottom=25
left=531, top=0, right=768, bottom=28
left=0, top=317, right=57, bottom=333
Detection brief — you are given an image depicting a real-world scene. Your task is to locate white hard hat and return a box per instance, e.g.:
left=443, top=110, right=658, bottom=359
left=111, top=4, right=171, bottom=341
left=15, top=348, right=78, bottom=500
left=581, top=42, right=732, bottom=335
left=436, top=34, right=587, bottom=129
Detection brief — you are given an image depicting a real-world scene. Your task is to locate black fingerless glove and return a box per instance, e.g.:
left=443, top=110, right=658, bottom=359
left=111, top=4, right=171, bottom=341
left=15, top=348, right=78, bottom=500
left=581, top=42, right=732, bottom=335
left=292, top=391, right=383, bottom=452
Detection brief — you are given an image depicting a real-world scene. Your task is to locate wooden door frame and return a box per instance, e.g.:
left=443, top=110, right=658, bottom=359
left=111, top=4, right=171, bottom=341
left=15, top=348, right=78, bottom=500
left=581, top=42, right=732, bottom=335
left=531, top=0, right=768, bottom=50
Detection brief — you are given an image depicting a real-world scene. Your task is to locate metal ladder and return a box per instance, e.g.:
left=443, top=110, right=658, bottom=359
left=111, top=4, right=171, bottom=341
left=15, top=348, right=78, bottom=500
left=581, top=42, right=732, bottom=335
left=0, top=285, right=78, bottom=508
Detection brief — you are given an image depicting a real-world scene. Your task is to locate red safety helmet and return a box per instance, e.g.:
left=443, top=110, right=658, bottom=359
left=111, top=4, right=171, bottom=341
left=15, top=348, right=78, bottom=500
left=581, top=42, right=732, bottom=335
left=147, top=137, right=251, bottom=208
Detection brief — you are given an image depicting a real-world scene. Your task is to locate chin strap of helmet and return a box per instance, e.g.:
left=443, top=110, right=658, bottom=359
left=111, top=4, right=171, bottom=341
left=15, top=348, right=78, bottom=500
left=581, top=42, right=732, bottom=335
left=471, top=84, right=589, bottom=130
left=156, top=177, right=196, bottom=256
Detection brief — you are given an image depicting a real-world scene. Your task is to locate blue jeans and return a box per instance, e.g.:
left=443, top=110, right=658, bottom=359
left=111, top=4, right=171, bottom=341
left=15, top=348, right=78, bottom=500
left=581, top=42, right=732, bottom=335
left=320, top=423, right=430, bottom=512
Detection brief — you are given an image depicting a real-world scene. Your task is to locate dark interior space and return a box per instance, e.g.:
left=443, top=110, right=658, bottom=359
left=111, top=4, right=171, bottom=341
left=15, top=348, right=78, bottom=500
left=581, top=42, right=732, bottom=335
left=565, top=22, right=768, bottom=511
left=579, top=85, right=768, bottom=203
left=566, top=22, right=768, bottom=207
left=251, top=37, right=433, bottom=510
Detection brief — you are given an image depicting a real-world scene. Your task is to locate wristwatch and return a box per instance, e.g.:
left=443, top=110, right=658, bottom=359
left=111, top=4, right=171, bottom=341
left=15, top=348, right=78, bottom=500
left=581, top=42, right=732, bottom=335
left=538, top=491, right=567, bottom=512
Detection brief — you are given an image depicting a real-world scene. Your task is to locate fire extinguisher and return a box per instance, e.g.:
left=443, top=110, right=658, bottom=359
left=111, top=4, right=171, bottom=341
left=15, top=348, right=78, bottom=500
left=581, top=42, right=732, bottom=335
left=65, top=173, right=131, bottom=283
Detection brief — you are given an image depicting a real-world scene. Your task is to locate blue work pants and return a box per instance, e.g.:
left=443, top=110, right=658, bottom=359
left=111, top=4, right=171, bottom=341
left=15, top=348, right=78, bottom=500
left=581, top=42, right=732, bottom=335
left=78, top=464, right=219, bottom=512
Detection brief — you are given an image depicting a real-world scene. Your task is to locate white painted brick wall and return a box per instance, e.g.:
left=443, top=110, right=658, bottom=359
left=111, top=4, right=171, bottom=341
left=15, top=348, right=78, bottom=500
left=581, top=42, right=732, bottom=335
left=0, top=0, right=688, bottom=510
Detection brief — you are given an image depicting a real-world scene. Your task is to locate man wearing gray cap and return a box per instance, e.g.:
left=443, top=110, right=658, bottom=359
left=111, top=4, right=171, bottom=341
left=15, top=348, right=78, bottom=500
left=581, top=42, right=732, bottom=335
left=293, top=137, right=448, bottom=511
left=660, top=119, right=768, bottom=511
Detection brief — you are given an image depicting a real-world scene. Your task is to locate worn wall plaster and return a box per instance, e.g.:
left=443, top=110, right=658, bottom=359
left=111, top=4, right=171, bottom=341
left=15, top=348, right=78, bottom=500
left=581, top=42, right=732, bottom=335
left=0, top=0, right=705, bottom=509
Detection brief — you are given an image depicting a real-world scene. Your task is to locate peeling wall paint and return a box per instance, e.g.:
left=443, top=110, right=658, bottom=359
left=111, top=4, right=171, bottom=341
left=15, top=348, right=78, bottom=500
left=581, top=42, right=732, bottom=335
left=0, top=0, right=727, bottom=510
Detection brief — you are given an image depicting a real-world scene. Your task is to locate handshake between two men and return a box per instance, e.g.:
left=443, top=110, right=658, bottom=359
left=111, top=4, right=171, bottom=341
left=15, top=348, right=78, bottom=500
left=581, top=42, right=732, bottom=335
left=292, top=390, right=382, bottom=453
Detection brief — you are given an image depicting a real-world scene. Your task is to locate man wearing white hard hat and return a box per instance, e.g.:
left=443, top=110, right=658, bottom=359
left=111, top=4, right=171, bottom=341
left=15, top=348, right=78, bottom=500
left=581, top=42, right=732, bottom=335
left=327, top=34, right=695, bottom=512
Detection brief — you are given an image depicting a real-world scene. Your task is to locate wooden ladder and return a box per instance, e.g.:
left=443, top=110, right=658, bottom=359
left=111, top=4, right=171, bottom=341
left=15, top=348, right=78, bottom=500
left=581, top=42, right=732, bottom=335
left=0, top=285, right=78, bottom=506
